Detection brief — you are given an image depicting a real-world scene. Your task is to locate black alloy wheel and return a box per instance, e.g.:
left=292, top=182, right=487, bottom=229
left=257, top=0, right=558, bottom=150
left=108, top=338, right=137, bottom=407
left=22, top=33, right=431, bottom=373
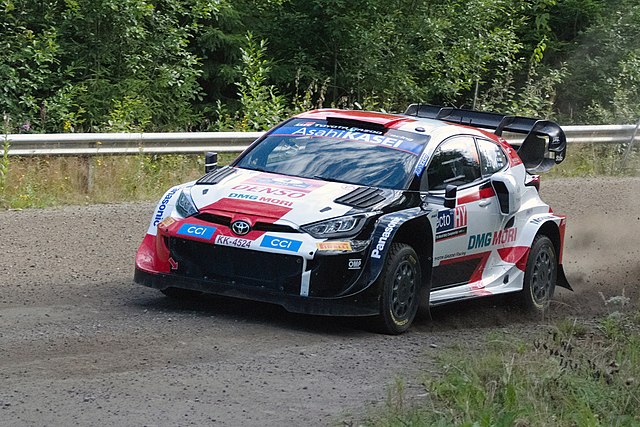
left=374, top=243, right=421, bottom=334
left=522, top=235, right=557, bottom=313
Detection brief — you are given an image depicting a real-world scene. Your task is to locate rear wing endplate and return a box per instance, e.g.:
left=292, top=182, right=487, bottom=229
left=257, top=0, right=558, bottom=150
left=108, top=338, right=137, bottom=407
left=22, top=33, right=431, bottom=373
left=404, top=104, right=566, bottom=173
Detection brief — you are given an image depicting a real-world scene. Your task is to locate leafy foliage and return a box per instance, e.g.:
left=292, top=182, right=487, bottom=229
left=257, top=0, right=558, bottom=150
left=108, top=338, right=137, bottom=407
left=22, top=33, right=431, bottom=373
left=556, top=0, right=640, bottom=123
left=235, top=34, right=285, bottom=131
left=0, top=0, right=228, bottom=132
left=0, top=0, right=638, bottom=132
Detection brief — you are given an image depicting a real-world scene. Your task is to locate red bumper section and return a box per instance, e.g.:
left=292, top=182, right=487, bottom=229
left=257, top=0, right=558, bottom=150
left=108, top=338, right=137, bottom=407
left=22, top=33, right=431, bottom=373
left=135, top=233, right=171, bottom=274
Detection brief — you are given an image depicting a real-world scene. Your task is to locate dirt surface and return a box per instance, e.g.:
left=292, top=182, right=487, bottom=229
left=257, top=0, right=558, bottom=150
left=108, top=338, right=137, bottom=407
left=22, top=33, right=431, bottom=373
left=1, top=177, right=639, bottom=426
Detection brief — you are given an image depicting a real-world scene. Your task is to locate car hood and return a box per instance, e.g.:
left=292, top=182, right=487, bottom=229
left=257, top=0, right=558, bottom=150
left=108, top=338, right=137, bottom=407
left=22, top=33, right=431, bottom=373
left=188, top=167, right=400, bottom=226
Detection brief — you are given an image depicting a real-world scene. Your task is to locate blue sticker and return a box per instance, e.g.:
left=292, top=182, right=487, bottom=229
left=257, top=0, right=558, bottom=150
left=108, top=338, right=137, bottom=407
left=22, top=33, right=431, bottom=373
left=436, top=209, right=455, bottom=232
left=435, top=206, right=468, bottom=242
left=414, top=152, right=430, bottom=176
left=260, top=235, right=302, bottom=252
left=177, top=223, right=217, bottom=240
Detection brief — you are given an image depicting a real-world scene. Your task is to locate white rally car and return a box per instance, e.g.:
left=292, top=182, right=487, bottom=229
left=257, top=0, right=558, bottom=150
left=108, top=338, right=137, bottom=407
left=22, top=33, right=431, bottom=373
left=134, top=105, right=571, bottom=334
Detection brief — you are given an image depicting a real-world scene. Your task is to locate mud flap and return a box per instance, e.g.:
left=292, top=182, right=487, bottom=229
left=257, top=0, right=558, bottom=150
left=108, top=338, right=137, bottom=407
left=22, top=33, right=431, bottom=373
left=417, top=284, right=432, bottom=320
left=556, top=264, right=573, bottom=291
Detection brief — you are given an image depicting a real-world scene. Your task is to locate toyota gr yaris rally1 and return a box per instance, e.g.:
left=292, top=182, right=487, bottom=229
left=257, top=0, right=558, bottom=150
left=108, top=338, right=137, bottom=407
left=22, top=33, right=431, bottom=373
left=135, top=105, right=571, bottom=334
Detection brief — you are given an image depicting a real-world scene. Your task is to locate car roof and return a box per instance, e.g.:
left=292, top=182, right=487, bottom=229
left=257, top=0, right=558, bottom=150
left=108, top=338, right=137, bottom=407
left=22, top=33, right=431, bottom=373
left=295, top=108, right=482, bottom=137
left=294, top=108, right=519, bottom=166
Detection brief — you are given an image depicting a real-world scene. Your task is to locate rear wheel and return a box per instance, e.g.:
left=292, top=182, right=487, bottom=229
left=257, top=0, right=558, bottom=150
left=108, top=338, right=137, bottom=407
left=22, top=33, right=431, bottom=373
left=160, top=287, right=202, bottom=299
left=521, top=235, right=557, bottom=313
left=374, top=243, right=421, bottom=335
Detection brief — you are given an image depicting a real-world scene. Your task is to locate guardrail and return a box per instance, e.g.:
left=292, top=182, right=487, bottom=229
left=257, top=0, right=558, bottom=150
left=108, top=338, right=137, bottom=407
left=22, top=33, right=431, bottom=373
left=3, top=132, right=263, bottom=156
left=2, top=124, right=639, bottom=157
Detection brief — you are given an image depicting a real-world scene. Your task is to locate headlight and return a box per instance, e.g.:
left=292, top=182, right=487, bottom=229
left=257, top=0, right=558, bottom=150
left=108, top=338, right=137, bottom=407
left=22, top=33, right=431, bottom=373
left=176, top=187, right=198, bottom=218
left=301, top=214, right=372, bottom=239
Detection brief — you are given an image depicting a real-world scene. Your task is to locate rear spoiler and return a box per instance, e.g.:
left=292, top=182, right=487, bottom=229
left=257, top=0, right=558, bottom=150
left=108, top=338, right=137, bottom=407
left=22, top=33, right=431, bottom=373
left=404, top=104, right=567, bottom=173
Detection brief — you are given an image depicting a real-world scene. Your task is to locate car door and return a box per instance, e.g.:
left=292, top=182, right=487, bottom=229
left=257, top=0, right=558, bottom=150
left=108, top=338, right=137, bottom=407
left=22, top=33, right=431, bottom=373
left=423, top=136, right=504, bottom=290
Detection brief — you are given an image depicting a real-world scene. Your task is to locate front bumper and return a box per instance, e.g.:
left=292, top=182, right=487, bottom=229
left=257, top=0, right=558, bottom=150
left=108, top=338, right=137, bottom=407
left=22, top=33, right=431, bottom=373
left=134, top=267, right=380, bottom=316
left=134, top=228, right=381, bottom=316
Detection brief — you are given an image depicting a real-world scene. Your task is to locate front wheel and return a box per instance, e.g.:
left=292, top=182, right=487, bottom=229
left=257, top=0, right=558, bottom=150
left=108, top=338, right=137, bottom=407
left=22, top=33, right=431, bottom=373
left=374, top=243, right=421, bottom=335
left=521, top=235, right=557, bottom=313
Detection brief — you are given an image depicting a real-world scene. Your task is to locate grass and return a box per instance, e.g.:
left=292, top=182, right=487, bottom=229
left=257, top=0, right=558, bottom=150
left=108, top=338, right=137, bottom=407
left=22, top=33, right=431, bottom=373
left=547, top=142, right=640, bottom=178
left=0, top=152, right=239, bottom=209
left=365, top=309, right=640, bottom=426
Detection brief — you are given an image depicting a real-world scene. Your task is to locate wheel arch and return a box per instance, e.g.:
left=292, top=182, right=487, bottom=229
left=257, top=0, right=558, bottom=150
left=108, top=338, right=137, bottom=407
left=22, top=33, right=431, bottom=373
left=527, top=217, right=572, bottom=291
left=393, top=217, right=433, bottom=291
left=536, top=220, right=561, bottom=258
left=366, top=209, right=434, bottom=292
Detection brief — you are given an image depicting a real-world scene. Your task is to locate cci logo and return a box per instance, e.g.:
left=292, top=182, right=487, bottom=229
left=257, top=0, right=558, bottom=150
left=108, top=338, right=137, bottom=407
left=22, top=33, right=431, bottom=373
left=260, top=236, right=302, bottom=252
left=177, top=223, right=217, bottom=240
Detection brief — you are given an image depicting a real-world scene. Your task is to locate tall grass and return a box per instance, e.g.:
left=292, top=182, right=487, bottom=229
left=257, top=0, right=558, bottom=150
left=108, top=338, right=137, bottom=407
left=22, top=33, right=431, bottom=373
left=548, top=142, right=640, bottom=178
left=367, top=310, right=640, bottom=426
left=2, top=152, right=238, bottom=209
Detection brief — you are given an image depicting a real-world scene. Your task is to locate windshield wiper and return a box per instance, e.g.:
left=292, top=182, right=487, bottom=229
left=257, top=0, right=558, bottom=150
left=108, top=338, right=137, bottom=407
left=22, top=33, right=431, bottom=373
left=247, top=166, right=269, bottom=173
left=242, top=166, right=304, bottom=179
left=313, top=175, right=356, bottom=185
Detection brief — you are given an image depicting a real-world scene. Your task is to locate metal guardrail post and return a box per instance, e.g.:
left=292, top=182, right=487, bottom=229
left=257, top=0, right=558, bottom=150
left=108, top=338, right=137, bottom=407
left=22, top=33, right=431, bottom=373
left=84, top=156, right=95, bottom=194
left=620, top=118, right=640, bottom=171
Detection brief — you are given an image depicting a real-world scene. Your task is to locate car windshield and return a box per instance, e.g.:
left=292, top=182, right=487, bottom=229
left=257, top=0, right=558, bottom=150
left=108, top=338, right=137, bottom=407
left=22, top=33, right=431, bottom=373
left=235, top=118, right=429, bottom=189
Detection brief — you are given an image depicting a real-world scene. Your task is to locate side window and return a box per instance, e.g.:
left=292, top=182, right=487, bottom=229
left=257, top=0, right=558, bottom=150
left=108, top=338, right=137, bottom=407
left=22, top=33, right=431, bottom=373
left=426, top=136, right=481, bottom=191
left=477, top=138, right=508, bottom=176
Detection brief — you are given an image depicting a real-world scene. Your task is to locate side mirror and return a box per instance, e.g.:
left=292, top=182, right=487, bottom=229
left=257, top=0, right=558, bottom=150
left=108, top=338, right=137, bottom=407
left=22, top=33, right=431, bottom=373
left=444, top=185, right=457, bottom=208
left=491, top=173, right=521, bottom=215
left=205, top=151, right=218, bottom=173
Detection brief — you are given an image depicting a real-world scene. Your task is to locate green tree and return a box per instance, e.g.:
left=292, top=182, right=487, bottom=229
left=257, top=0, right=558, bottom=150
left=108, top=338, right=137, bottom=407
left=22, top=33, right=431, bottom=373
left=0, top=0, right=233, bottom=132
left=235, top=0, right=574, bottom=115
left=2, top=0, right=635, bottom=131
left=235, top=34, right=285, bottom=131
left=557, top=0, right=640, bottom=123
left=0, top=0, right=63, bottom=131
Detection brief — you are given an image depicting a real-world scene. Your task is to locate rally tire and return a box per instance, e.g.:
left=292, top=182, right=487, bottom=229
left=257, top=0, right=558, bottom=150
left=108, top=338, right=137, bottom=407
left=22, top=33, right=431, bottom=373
left=374, top=243, right=421, bottom=335
left=521, top=235, right=557, bottom=313
left=160, top=287, right=202, bottom=299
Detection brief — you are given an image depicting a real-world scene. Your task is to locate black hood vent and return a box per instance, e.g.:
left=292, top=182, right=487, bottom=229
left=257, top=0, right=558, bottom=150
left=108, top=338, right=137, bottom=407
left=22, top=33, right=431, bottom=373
left=196, top=167, right=236, bottom=185
left=334, top=187, right=386, bottom=209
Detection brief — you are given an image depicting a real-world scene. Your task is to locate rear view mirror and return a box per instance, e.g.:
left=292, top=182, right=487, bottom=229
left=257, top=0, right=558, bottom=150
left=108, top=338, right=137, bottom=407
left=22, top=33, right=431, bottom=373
left=491, top=173, right=521, bottom=215
left=205, top=151, right=218, bottom=173
left=444, top=185, right=457, bottom=208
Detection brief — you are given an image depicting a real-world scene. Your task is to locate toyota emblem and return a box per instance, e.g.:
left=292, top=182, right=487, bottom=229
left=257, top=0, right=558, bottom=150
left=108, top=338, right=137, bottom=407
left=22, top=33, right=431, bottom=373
left=231, top=220, right=251, bottom=236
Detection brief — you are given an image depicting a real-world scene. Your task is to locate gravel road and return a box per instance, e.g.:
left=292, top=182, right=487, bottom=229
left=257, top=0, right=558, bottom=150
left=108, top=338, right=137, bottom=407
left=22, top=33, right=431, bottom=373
left=1, top=177, right=639, bottom=426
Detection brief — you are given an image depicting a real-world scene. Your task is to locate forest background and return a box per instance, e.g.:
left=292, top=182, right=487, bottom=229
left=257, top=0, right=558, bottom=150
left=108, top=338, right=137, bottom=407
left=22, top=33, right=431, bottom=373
left=2, top=0, right=640, bottom=134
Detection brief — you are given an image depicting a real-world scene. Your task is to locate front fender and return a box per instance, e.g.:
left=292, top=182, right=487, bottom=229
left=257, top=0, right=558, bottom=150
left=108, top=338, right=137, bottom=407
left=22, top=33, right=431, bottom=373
left=366, top=208, right=435, bottom=285
left=145, top=183, right=191, bottom=236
